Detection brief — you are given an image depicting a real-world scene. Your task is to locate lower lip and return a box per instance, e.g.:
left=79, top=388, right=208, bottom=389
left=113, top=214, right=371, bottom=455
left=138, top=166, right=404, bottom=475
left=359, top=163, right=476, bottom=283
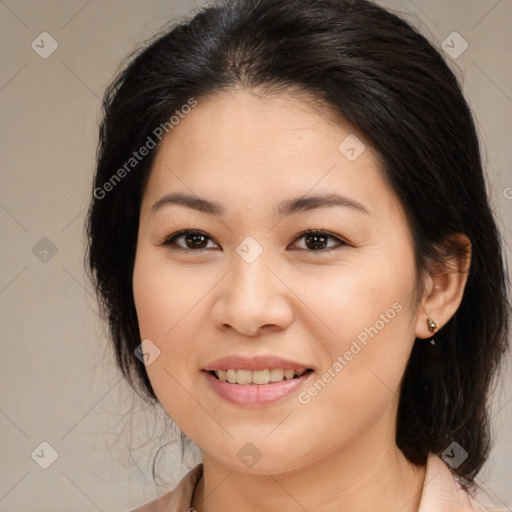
left=203, top=371, right=314, bottom=407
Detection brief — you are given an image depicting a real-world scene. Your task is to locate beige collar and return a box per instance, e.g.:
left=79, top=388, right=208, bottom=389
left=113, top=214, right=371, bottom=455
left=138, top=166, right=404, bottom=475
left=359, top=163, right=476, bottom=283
left=419, top=453, right=496, bottom=511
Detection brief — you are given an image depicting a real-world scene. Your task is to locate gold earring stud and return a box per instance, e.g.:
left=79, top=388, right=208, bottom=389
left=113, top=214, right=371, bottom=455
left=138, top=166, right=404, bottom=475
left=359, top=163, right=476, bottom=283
left=426, top=317, right=438, bottom=333
left=426, top=317, right=437, bottom=346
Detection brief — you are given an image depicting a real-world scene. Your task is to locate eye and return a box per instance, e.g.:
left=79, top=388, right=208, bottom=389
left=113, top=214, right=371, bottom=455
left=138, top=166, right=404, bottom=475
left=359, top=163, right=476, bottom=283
left=290, top=230, right=347, bottom=252
left=159, top=229, right=347, bottom=253
left=159, top=230, right=220, bottom=251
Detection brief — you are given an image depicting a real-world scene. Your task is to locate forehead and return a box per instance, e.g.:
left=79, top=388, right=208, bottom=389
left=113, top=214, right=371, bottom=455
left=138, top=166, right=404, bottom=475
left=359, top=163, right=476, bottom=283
left=155, top=88, right=360, bottom=161
left=142, top=88, right=404, bottom=225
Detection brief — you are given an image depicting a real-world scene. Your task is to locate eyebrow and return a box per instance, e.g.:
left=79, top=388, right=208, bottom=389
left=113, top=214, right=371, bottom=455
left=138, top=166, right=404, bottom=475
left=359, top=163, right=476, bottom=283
left=150, top=192, right=370, bottom=217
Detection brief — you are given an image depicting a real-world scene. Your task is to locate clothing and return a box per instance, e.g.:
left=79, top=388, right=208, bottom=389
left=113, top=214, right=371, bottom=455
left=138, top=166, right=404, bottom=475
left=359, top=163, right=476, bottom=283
left=128, top=453, right=505, bottom=511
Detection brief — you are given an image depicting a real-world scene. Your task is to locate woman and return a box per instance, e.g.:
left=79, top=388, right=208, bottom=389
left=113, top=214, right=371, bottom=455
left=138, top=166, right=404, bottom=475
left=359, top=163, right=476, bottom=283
left=85, top=0, right=511, bottom=510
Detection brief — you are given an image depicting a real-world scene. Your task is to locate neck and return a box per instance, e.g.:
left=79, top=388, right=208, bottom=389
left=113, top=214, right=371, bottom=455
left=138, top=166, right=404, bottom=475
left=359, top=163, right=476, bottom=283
left=191, top=423, right=426, bottom=512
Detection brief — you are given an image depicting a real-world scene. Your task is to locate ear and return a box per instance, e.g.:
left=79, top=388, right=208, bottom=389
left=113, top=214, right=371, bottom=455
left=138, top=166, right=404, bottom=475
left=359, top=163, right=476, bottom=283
left=415, top=233, right=472, bottom=339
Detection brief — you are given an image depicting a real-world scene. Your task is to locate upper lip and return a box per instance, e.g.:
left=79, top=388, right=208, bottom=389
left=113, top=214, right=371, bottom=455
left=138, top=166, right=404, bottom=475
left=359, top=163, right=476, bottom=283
left=203, top=355, right=313, bottom=372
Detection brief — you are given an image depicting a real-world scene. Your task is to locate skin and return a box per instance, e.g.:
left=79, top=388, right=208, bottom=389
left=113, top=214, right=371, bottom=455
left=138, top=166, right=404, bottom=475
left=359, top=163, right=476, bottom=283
left=132, top=88, right=471, bottom=512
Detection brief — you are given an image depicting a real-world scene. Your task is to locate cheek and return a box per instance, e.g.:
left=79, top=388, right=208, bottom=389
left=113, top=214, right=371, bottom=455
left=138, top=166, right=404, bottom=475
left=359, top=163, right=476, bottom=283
left=133, top=251, right=203, bottom=339
left=132, top=252, right=214, bottom=429
left=303, top=255, right=417, bottom=394
left=294, top=283, right=415, bottom=453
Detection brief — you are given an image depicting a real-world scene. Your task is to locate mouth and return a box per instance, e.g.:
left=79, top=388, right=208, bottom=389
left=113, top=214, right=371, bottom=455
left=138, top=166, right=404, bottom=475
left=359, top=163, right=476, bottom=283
left=204, top=369, right=314, bottom=407
left=202, top=356, right=315, bottom=407
left=208, top=368, right=314, bottom=385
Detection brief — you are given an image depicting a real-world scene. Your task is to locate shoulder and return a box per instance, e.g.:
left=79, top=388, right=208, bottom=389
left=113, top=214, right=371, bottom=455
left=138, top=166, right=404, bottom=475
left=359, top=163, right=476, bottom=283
left=420, top=453, right=507, bottom=512
left=126, top=464, right=203, bottom=512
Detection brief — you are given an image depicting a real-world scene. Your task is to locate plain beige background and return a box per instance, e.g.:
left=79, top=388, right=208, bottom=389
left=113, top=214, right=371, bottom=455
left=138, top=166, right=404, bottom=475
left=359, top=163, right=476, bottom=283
left=1, top=1, right=511, bottom=511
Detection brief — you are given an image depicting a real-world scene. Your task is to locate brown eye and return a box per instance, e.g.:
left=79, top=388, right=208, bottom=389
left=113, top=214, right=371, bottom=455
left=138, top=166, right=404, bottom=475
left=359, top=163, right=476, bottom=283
left=291, top=230, right=347, bottom=252
left=161, top=229, right=347, bottom=253
left=305, top=233, right=329, bottom=250
left=161, top=230, right=219, bottom=251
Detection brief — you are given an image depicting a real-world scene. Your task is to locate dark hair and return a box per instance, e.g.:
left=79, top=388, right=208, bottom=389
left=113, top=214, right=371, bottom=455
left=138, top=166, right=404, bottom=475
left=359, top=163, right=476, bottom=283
left=85, top=0, right=510, bottom=490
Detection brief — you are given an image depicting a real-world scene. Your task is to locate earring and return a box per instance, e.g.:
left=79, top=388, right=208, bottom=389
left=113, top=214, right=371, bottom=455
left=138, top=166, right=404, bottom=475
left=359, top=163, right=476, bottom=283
left=426, top=317, right=438, bottom=345
left=427, top=317, right=438, bottom=332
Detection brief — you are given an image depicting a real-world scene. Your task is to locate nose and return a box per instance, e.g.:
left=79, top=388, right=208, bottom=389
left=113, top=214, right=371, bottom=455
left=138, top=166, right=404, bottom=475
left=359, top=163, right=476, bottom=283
left=212, top=252, right=294, bottom=337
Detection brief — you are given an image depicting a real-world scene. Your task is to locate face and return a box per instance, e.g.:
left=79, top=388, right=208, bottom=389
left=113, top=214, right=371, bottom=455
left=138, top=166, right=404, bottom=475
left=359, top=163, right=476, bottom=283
left=132, top=89, right=426, bottom=474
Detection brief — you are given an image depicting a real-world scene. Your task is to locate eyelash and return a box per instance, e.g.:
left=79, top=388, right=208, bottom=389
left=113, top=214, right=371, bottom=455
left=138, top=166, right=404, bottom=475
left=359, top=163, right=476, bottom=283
left=158, top=229, right=349, bottom=253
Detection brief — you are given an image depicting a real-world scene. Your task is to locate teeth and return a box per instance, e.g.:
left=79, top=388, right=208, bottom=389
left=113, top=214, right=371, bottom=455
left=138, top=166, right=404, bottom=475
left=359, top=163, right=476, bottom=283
left=252, top=369, right=270, bottom=384
left=236, top=369, right=252, bottom=384
left=284, top=369, right=295, bottom=379
left=214, top=368, right=308, bottom=384
left=269, top=368, right=284, bottom=382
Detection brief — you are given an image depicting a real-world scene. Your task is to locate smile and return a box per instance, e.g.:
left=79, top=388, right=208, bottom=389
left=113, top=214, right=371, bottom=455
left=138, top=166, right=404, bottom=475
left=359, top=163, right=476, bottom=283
left=203, top=369, right=314, bottom=407
left=212, top=368, right=310, bottom=384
